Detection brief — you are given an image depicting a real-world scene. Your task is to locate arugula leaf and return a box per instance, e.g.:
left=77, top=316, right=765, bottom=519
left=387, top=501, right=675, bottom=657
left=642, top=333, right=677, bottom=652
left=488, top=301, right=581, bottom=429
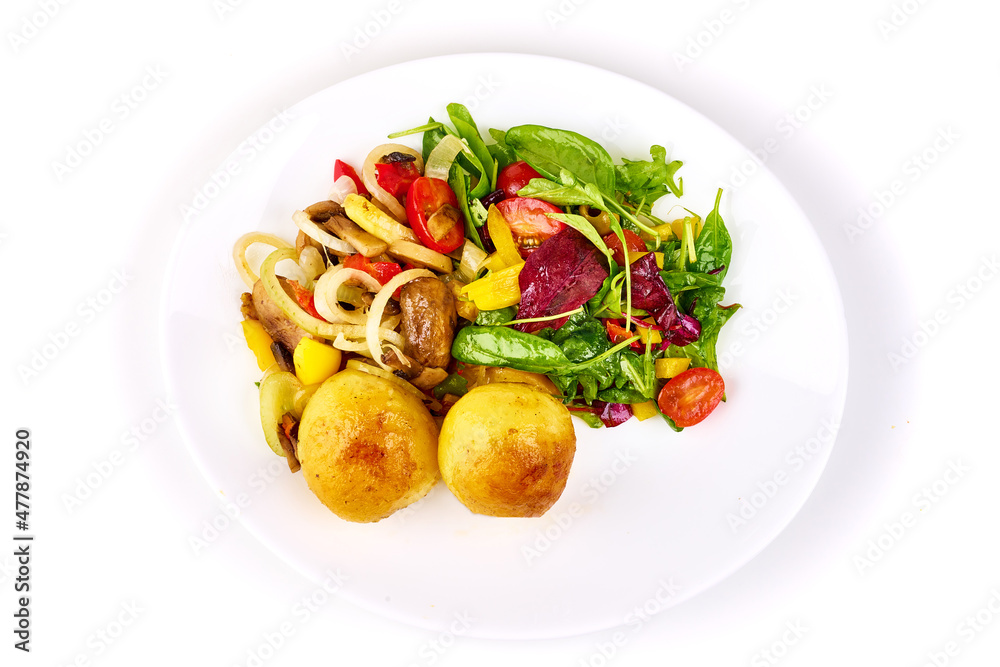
left=616, top=145, right=683, bottom=205
left=617, top=349, right=658, bottom=400
left=597, top=387, right=650, bottom=404
left=586, top=272, right=614, bottom=313
left=549, top=313, right=620, bottom=403
left=588, top=269, right=627, bottom=318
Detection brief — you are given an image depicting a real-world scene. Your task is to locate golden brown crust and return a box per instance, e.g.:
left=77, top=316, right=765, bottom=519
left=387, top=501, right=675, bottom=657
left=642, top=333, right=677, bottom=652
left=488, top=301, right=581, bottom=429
left=438, top=384, right=576, bottom=518
left=297, top=370, right=439, bottom=523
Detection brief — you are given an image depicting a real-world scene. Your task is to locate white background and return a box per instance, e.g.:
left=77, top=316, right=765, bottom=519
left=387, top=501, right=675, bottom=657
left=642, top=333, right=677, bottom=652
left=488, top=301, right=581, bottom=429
left=2, top=0, right=998, bottom=665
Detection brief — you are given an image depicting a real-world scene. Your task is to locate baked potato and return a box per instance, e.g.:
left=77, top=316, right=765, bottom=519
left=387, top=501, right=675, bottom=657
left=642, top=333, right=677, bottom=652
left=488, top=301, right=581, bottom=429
left=438, top=383, right=576, bottom=517
left=296, top=369, right=439, bottom=523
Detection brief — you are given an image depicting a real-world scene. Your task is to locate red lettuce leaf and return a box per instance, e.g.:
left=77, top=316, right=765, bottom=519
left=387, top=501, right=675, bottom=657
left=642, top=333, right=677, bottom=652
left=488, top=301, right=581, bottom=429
left=515, top=228, right=608, bottom=333
left=593, top=401, right=633, bottom=427
left=629, top=252, right=701, bottom=346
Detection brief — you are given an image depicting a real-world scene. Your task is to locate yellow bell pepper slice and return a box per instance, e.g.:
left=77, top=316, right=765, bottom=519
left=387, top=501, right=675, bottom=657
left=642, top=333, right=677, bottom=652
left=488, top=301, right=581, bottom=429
left=479, top=252, right=507, bottom=273
left=670, top=215, right=703, bottom=240
left=640, top=223, right=675, bottom=243
left=293, top=338, right=343, bottom=386
left=655, top=357, right=691, bottom=379
left=631, top=400, right=660, bottom=421
left=241, top=319, right=276, bottom=371
left=636, top=317, right=662, bottom=346
left=461, top=262, right=524, bottom=310
left=487, top=204, right=523, bottom=268
left=628, top=251, right=665, bottom=268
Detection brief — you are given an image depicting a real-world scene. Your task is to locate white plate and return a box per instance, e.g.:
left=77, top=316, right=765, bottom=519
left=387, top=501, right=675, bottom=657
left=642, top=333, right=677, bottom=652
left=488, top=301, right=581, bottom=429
left=160, top=53, right=848, bottom=639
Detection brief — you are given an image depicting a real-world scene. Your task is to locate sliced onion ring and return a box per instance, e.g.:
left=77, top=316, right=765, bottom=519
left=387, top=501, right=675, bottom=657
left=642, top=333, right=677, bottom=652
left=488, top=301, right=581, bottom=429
left=328, top=174, right=358, bottom=204
left=258, top=247, right=402, bottom=352
left=292, top=210, right=354, bottom=255
left=424, top=134, right=466, bottom=181
left=361, top=143, right=423, bottom=222
left=366, top=268, right=434, bottom=369
left=313, top=266, right=381, bottom=325
left=233, top=232, right=293, bottom=289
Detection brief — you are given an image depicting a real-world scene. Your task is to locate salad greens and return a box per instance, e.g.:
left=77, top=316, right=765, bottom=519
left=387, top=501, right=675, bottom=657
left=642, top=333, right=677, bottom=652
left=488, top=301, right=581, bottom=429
left=391, top=104, right=740, bottom=429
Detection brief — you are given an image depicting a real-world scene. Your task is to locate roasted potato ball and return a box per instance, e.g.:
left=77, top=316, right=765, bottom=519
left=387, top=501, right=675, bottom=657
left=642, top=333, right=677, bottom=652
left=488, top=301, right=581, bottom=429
left=297, top=369, right=439, bottom=523
left=439, top=383, right=576, bottom=517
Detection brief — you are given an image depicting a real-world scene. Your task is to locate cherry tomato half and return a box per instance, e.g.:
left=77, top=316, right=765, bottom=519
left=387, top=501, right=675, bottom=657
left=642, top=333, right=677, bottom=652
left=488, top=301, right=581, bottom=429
left=495, top=197, right=565, bottom=256
left=342, top=253, right=402, bottom=286
left=405, top=177, right=465, bottom=254
left=603, top=229, right=647, bottom=266
left=334, top=159, right=368, bottom=196
left=374, top=159, right=420, bottom=199
left=497, top=160, right=543, bottom=198
left=656, top=367, right=725, bottom=428
left=604, top=319, right=643, bottom=349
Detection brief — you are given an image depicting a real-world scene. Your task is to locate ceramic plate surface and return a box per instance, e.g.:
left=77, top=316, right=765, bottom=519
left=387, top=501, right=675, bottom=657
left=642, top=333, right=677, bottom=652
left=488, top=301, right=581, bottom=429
left=160, top=53, right=848, bottom=639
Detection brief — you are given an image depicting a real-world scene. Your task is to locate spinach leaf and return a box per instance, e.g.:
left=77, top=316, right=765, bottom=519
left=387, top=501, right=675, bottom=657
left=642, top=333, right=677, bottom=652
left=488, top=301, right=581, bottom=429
left=691, top=188, right=732, bottom=280
left=456, top=150, right=491, bottom=199
left=683, top=302, right=741, bottom=372
left=486, top=128, right=517, bottom=171
left=451, top=326, right=571, bottom=374
left=505, top=124, right=617, bottom=198
left=474, top=305, right=517, bottom=326
left=447, top=103, right=497, bottom=190
left=421, top=117, right=450, bottom=162
left=551, top=311, right=609, bottom=361
left=661, top=412, right=684, bottom=432
left=449, top=164, right=483, bottom=248
left=452, top=320, right=633, bottom=395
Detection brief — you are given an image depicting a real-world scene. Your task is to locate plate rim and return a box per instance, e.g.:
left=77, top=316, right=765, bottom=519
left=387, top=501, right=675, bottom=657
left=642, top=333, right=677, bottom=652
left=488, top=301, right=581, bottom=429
left=158, top=51, right=850, bottom=639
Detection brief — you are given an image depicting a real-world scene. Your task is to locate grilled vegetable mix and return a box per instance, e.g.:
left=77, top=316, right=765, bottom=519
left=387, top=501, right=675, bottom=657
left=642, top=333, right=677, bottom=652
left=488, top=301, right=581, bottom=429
left=237, top=102, right=740, bottom=452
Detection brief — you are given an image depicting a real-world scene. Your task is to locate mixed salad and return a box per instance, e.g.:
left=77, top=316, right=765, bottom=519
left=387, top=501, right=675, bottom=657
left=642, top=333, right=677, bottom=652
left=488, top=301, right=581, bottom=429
left=235, top=102, right=739, bottom=456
